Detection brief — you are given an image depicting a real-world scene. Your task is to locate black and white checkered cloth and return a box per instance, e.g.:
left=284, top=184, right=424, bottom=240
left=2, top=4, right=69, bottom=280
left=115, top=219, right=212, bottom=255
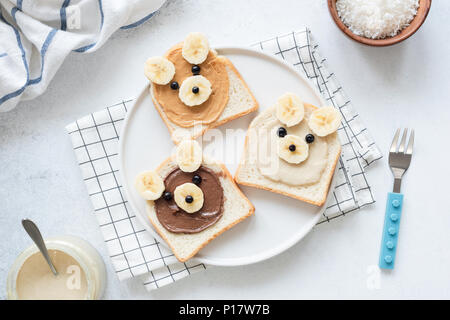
left=66, top=28, right=382, bottom=291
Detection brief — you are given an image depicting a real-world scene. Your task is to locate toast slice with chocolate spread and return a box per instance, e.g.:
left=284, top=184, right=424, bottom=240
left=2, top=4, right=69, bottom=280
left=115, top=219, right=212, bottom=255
left=146, top=155, right=254, bottom=262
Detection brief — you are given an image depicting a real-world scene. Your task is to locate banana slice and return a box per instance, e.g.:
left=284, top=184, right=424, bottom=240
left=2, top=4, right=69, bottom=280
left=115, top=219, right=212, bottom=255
left=175, top=139, right=203, bottom=172
left=278, top=134, right=309, bottom=164
left=179, top=75, right=212, bottom=106
left=275, top=93, right=305, bottom=127
left=144, top=56, right=175, bottom=85
left=182, top=32, right=210, bottom=64
left=174, top=182, right=204, bottom=213
left=135, top=170, right=165, bottom=200
left=308, top=106, right=342, bottom=137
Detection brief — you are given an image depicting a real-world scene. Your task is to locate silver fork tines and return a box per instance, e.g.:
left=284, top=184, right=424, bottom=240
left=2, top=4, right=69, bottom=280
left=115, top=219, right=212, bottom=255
left=389, top=128, right=414, bottom=193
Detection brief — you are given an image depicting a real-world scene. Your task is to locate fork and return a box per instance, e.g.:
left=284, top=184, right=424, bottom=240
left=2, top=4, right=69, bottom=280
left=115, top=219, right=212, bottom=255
left=379, top=128, right=414, bottom=269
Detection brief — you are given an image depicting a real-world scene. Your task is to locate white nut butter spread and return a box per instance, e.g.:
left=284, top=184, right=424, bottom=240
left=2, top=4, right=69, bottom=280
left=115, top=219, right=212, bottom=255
left=16, top=249, right=88, bottom=300
left=252, top=105, right=329, bottom=186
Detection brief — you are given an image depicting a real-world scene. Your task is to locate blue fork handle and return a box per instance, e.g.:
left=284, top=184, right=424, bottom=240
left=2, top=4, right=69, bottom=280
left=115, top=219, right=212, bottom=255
left=379, top=192, right=404, bottom=269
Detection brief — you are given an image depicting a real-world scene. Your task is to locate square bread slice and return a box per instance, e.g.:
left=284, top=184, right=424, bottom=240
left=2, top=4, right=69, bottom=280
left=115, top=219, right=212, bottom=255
left=235, top=104, right=341, bottom=206
left=146, top=155, right=255, bottom=262
left=151, top=55, right=258, bottom=144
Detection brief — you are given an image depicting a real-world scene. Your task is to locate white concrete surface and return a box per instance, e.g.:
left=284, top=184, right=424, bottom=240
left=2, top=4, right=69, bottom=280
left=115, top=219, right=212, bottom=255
left=1, top=0, right=449, bottom=299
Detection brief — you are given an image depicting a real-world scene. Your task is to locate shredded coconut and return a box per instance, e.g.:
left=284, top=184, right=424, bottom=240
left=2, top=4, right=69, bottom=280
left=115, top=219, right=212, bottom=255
left=336, top=0, right=419, bottom=39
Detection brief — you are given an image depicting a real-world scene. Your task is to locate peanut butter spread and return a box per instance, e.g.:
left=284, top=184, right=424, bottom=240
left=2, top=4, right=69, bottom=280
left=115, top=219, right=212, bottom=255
left=154, top=166, right=224, bottom=234
left=153, top=44, right=230, bottom=128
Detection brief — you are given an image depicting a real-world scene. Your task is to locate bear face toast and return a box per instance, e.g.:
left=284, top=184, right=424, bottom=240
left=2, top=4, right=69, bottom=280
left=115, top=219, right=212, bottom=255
left=145, top=32, right=258, bottom=144
left=235, top=93, right=342, bottom=206
left=135, top=140, right=254, bottom=262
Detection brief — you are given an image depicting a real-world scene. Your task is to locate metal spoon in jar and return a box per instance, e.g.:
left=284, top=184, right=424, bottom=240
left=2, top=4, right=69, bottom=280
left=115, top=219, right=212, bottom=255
left=22, top=219, right=58, bottom=276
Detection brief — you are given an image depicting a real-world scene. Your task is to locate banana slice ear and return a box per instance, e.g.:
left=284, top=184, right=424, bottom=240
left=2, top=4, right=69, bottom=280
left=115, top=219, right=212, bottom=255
left=135, top=170, right=165, bottom=200
left=144, top=56, right=175, bottom=85
left=182, top=32, right=210, bottom=65
left=308, top=106, right=342, bottom=137
left=175, top=139, right=203, bottom=172
left=275, top=93, right=305, bottom=127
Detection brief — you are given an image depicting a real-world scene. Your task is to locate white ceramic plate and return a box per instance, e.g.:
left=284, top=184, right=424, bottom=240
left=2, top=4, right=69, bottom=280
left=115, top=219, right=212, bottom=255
left=119, top=46, right=336, bottom=266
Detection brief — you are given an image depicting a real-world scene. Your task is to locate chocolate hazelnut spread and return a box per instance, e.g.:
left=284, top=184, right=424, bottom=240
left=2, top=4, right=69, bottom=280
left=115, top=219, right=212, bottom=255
left=154, top=166, right=224, bottom=233
left=153, top=44, right=229, bottom=128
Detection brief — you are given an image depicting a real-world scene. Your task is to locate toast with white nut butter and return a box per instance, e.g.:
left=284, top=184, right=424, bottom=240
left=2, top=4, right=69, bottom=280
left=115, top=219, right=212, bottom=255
left=235, top=93, right=341, bottom=206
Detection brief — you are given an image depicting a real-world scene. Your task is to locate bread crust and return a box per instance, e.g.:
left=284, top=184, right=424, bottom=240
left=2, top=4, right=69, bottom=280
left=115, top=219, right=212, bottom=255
left=234, top=104, right=341, bottom=207
left=150, top=54, right=259, bottom=144
left=148, top=157, right=255, bottom=262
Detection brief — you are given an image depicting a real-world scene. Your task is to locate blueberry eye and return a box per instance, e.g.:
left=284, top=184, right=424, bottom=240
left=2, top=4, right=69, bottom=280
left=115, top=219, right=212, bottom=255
left=192, top=65, right=200, bottom=75
left=277, top=127, right=287, bottom=138
left=192, top=175, right=202, bottom=185
left=305, top=134, right=315, bottom=144
left=192, top=86, right=199, bottom=94
left=163, top=191, right=172, bottom=201
left=170, top=81, right=179, bottom=90
left=185, top=195, right=194, bottom=203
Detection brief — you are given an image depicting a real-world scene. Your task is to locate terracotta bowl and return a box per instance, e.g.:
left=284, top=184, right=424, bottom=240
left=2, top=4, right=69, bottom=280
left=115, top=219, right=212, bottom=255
left=328, top=0, right=432, bottom=46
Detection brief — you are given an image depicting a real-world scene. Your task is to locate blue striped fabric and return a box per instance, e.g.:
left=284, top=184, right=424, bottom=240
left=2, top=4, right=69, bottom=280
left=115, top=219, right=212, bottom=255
left=0, top=9, right=29, bottom=105
left=73, top=0, right=104, bottom=53
left=0, top=7, right=57, bottom=102
left=0, top=0, right=165, bottom=111
left=120, top=11, right=156, bottom=30
left=60, top=0, right=71, bottom=31
left=28, top=29, right=58, bottom=85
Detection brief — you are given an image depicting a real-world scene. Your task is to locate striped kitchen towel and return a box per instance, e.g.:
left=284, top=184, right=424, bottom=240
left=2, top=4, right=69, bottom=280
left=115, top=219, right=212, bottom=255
left=0, top=0, right=166, bottom=112
left=66, top=28, right=382, bottom=291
